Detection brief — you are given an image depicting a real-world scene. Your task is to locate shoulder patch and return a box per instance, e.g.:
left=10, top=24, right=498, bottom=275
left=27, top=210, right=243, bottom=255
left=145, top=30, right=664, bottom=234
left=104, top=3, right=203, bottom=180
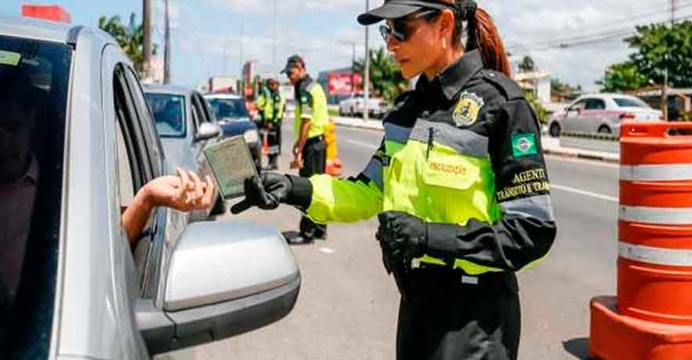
left=483, top=70, right=523, bottom=100
left=453, top=92, right=485, bottom=127
left=511, top=133, right=538, bottom=158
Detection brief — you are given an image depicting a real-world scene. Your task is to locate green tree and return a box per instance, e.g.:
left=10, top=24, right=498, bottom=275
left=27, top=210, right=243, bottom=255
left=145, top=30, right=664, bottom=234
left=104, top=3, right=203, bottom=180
left=626, top=21, right=692, bottom=88
left=600, top=20, right=692, bottom=91
left=518, top=56, right=536, bottom=73
left=354, top=48, right=409, bottom=101
left=600, top=61, right=648, bottom=92
left=524, top=90, right=549, bottom=124
left=98, top=13, right=148, bottom=74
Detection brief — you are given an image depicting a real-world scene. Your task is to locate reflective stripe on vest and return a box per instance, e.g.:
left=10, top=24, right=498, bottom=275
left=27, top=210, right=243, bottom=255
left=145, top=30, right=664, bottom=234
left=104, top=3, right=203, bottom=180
left=619, top=242, right=692, bottom=266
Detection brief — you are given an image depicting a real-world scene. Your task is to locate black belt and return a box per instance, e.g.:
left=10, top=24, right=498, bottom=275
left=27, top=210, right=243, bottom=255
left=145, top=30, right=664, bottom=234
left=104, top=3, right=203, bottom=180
left=305, top=135, right=324, bottom=145
left=409, top=263, right=518, bottom=291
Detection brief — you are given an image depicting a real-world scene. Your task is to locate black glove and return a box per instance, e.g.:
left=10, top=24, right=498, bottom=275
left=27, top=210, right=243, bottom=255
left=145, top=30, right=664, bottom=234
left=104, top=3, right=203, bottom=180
left=376, top=211, right=428, bottom=266
left=230, top=173, right=313, bottom=214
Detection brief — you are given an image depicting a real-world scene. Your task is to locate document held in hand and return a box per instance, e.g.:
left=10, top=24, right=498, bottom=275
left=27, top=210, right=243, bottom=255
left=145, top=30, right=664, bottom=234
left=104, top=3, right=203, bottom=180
left=203, top=136, right=259, bottom=200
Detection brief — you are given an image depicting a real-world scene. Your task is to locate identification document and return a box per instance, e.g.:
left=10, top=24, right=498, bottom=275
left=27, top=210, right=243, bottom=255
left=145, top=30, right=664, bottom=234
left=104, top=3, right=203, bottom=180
left=203, top=136, right=258, bottom=200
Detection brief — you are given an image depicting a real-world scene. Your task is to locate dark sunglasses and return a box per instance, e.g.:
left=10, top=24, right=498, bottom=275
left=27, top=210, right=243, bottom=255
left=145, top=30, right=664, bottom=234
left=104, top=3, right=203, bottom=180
left=378, top=9, right=440, bottom=43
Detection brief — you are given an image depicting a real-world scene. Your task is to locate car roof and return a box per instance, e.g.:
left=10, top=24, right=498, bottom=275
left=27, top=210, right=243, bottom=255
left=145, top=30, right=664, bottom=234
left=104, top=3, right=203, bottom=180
left=204, top=93, right=243, bottom=100
left=0, top=15, right=115, bottom=46
left=143, top=83, right=193, bottom=96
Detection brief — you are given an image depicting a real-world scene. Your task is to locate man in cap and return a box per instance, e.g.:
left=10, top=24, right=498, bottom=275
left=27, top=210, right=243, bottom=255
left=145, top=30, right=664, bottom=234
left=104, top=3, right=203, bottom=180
left=281, top=55, right=329, bottom=243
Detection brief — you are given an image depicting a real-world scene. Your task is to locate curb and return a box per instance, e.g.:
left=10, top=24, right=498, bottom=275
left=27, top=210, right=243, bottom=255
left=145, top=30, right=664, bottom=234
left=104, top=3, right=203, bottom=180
left=543, top=148, right=620, bottom=164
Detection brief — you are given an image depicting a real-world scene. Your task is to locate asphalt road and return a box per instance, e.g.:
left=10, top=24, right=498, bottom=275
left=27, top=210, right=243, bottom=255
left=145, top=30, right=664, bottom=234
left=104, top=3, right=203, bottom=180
left=159, top=123, right=620, bottom=360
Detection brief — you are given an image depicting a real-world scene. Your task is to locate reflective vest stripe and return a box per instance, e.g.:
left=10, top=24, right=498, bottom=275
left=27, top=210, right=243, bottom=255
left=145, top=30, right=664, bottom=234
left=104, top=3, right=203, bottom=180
left=619, top=242, right=692, bottom=266
left=362, top=158, right=384, bottom=190
left=620, top=164, right=692, bottom=182
left=501, top=195, right=555, bottom=222
left=620, top=206, right=692, bottom=225
left=410, top=119, right=489, bottom=159
left=384, top=122, right=412, bottom=144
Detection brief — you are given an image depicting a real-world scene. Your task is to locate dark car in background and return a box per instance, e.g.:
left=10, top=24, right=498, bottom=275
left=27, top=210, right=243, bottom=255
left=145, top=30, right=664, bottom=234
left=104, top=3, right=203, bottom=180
left=204, top=93, right=262, bottom=168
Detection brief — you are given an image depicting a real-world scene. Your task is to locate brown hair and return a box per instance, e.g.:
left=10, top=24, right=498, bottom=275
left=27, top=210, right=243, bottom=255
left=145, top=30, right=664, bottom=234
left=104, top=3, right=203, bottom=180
left=442, top=1, right=511, bottom=77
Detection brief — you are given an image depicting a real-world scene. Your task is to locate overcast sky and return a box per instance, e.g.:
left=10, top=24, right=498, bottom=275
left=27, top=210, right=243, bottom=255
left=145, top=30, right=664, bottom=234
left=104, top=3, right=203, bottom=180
left=2, top=0, right=690, bottom=91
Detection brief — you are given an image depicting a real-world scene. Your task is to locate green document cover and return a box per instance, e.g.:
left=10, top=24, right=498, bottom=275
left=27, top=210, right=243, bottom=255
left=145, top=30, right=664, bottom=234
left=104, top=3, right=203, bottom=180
left=203, top=136, right=258, bottom=200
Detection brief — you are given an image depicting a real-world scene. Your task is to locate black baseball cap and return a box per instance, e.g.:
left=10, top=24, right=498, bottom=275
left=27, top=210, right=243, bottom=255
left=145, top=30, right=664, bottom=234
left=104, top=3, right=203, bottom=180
left=280, top=55, right=305, bottom=74
left=357, top=0, right=455, bottom=25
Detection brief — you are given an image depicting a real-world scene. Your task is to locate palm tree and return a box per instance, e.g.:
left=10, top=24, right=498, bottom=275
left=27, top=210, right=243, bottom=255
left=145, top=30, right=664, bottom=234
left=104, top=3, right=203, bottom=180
left=518, top=56, right=536, bottom=73
left=354, top=48, right=409, bottom=102
left=98, top=13, right=149, bottom=74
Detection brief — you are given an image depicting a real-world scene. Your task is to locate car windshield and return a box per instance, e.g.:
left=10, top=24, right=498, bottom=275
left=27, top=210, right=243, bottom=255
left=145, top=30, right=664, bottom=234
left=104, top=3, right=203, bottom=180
left=207, top=98, right=249, bottom=120
left=614, top=97, right=650, bottom=108
left=145, top=93, right=186, bottom=137
left=0, top=35, right=70, bottom=357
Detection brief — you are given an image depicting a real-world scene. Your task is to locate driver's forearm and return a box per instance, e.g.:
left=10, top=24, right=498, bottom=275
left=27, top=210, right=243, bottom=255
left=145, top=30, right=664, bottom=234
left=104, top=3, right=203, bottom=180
left=121, top=185, right=154, bottom=246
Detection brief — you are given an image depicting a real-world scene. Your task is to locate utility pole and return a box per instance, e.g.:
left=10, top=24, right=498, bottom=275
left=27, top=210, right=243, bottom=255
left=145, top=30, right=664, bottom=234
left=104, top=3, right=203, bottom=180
left=240, top=22, right=245, bottom=75
left=273, top=0, right=277, bottom=77
left=364, top=0, right=371, bottom=121
left=163, top=0, right=171, bottom=84
left=663, top=0, right=677, bottom=121
left=142, top=0, right=153, bottom=79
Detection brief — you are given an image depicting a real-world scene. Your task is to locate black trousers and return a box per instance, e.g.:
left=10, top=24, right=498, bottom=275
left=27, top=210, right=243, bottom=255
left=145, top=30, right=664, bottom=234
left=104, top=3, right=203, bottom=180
left=299, top=136, right=327, bottom=239
left=267, top=122, right=282, bottom=166
left=397, top=268, right=520, bottom=360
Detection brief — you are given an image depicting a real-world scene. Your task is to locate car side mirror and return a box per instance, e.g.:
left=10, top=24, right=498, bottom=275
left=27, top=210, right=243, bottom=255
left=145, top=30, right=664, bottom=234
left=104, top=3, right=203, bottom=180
left=195, top=122, right=222, bottom=142
left=136, top=222, right=300, bottom=355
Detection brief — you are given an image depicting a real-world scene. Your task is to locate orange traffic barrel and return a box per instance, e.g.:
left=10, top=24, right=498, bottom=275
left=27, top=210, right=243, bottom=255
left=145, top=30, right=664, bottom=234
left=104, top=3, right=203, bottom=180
left=618, top=122, right=692, bottom=325
left=325, top=120, right=343, bottom=176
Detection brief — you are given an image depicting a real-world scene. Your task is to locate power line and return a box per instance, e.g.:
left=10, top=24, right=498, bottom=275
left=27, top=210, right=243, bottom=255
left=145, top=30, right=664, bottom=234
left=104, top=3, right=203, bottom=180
left=512, top=13, right=692, bottom=52
left=507, top=2, right=692, bottom=51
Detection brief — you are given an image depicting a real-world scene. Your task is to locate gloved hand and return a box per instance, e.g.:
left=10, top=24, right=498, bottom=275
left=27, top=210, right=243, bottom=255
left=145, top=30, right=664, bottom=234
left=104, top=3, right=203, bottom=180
left=230, top=173, right=312, bottom=214
left=376, top=211, right=428, bottom=266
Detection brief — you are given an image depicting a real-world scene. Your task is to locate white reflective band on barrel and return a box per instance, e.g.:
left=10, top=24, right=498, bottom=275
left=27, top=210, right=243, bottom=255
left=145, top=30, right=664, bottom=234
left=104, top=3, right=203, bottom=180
left=620, top=206, right=692, bottom=225
left=620, top=164, right=692, bottom=182
left=619, top=242, right=692, bottom=266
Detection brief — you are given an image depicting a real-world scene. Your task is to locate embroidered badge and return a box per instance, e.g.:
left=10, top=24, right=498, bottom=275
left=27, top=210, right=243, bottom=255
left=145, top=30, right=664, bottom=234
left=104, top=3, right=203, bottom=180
left=512, top=133, right=538, bottom=158
left=452, top=92, right=485, bottom=127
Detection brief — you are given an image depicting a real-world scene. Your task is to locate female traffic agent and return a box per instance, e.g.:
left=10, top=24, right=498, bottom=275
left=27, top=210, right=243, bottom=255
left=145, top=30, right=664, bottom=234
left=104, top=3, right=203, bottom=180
left=231, top=0, right=556, bottom=359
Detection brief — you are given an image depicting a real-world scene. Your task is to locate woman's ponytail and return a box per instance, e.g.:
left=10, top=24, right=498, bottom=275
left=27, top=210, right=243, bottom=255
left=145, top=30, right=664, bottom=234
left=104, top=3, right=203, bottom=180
left=450, top=0, right=511, bottom=77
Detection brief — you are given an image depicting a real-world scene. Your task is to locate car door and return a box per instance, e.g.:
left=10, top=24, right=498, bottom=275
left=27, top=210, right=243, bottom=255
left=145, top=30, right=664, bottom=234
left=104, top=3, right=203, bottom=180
left=583, top=98, right=607, bottom=133
left=562, top=99, right=587, bottom=134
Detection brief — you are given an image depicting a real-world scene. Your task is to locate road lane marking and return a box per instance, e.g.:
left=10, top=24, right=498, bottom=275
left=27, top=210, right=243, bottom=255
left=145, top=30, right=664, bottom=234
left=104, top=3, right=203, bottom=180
left=345, top=139, right=379, bottom=150
left=319, top=247, right=335, bottom=254
left=551, top=184, right=618, bottom=202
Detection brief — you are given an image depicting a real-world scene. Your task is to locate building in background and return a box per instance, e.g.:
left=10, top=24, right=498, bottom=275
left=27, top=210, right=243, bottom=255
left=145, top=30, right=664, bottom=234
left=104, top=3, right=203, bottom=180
left=514, top=71, right=552, bottom=104
left=21, top=4, right=71, bottom=23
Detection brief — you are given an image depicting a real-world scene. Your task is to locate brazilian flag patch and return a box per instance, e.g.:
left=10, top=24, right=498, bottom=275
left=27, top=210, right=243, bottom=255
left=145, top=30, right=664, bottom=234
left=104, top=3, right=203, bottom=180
left=511, top=133, right=538, bottom=158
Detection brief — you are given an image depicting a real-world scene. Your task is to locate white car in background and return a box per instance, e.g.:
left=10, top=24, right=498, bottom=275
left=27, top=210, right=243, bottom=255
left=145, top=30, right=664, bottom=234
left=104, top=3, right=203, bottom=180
left=338, top=94, right=387, bottom=118
left=548, top=94, right=662, bottom=137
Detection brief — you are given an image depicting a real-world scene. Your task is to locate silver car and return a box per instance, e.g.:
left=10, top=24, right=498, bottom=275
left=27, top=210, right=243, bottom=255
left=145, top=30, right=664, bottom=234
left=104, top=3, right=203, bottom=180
left=0, top=16, right=299, bottom=359
left=143, top=84, right=225, bottom=219
left=548, top=93, right=662, bottom=137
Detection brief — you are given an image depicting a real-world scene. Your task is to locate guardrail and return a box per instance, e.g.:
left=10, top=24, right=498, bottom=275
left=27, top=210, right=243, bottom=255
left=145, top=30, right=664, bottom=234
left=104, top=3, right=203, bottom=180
left=559, top=132, right=620, bottom=154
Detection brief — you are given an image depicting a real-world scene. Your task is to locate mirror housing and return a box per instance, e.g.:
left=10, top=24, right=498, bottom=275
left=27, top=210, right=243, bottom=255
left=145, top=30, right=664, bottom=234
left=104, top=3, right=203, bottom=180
left=137, top=221, right=300, bottom=355
left=195, top=122, right=222, bottom=142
